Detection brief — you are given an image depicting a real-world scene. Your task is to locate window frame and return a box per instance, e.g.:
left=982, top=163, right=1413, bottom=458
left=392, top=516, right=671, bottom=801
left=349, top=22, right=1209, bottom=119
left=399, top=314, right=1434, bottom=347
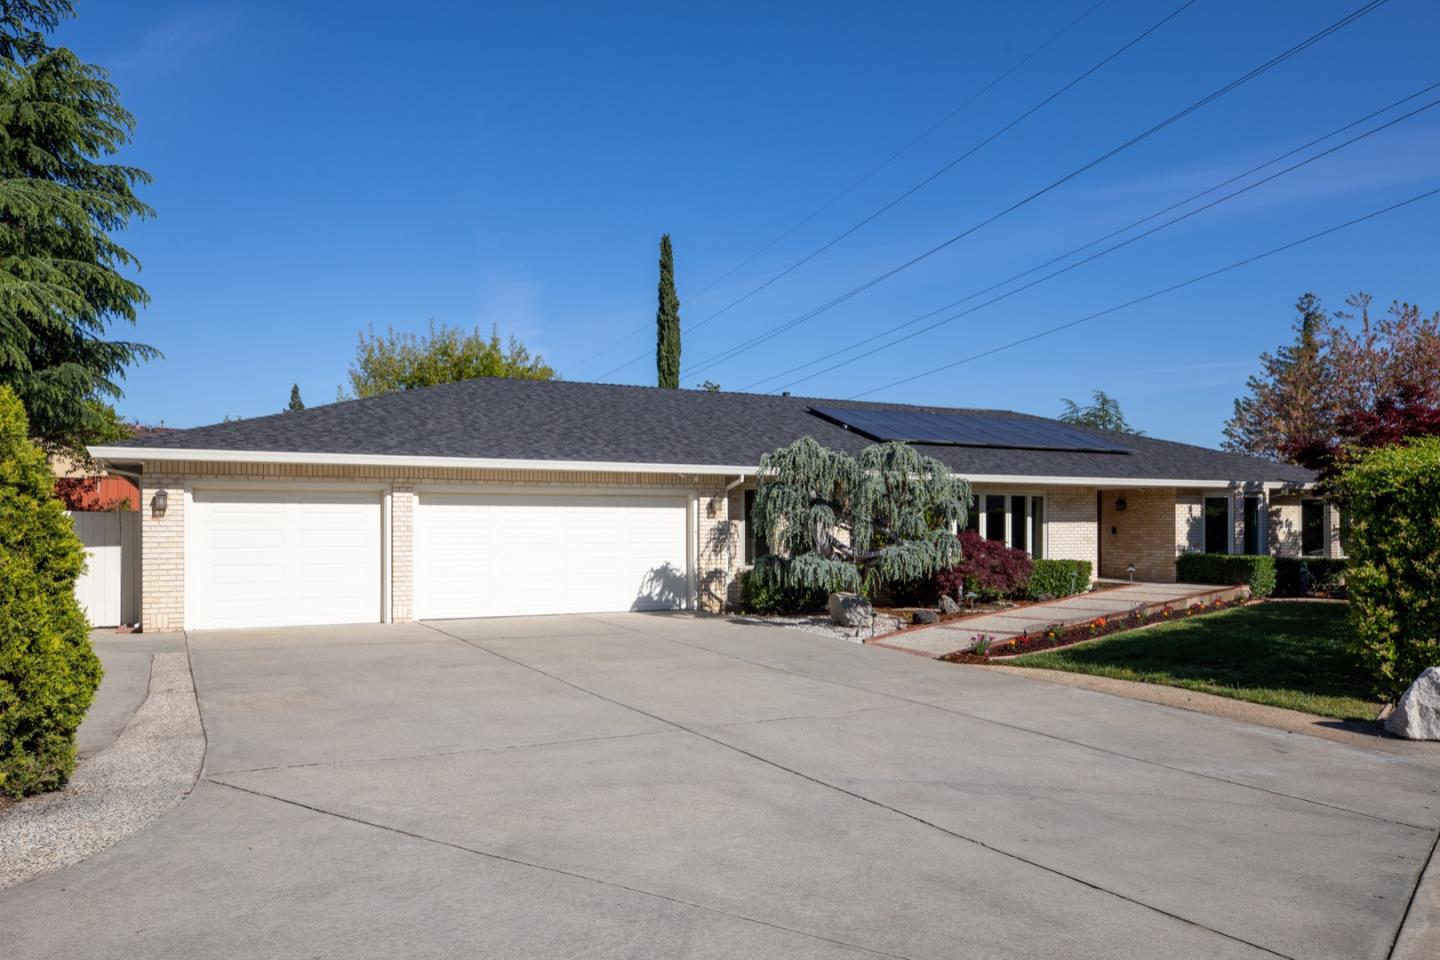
left=1301, top=498, right=1326, bottom=557
left=1203, top=495, right=1232, bottom=554
left=967, top=490, right=1047, bottom=558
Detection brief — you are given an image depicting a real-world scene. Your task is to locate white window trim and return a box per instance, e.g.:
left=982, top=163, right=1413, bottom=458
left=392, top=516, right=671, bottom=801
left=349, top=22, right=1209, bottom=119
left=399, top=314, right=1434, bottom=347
left=972, top=491, right=1046, bottom=557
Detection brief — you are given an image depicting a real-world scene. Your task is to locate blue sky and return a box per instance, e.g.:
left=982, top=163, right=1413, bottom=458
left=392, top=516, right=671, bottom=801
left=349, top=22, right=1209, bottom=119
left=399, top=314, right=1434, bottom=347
left=58, top=0, right=1440, bottom=446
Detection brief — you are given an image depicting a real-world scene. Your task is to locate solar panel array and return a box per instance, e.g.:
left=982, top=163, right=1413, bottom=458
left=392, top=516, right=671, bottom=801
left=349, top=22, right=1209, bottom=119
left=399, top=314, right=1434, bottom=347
left=808, top=405, right=1132, bottom=454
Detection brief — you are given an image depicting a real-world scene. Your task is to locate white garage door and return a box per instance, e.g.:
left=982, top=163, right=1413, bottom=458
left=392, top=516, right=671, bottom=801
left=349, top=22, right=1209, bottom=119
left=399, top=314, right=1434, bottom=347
left=416, top=492, right=690, bottom=619
left=190, top=489, right=383, bottom=629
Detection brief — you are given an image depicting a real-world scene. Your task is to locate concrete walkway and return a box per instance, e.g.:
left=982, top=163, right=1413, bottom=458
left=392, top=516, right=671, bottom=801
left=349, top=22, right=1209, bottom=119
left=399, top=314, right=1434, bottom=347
left=876, top=582, right=1247, bottom=657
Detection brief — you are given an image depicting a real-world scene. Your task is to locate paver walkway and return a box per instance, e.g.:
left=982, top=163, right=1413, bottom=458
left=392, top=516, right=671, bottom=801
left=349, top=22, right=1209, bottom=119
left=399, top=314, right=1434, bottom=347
left=875, top=581, right=1246, bottom=657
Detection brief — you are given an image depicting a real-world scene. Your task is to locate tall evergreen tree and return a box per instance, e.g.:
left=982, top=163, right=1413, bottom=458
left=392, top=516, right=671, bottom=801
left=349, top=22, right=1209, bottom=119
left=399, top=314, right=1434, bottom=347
left=1058, top=390, right=1142, bottom=434
left=0, top=1, right=156, bottom=457
left=1223, top=294, right=1334, bottom=461
left=655, top=233, right=680, bottom=389
left=287, top=384, right=304, bottom=411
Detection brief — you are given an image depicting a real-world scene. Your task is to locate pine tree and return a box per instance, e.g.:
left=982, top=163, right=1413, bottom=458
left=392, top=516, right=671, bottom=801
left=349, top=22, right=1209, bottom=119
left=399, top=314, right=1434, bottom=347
left=655, top=234, right=680, bottom=389
left=0, top=1, right=157, bottom=457
left=1058, top=390, right=1143, bottom=434
left=287, top=384, right=304, bottom=411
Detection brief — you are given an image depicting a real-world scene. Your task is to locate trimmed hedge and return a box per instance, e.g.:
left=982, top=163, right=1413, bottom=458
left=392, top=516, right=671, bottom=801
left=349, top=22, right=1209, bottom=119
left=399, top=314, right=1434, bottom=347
left=0, top=387, right=103, bottom=797
left=1026, top=559, right=1092, bottom=599
left=736, top=568, right=828, bottom=615
left=1273, top=557, right=1348, bottom=597
left=1331, top=437, right=1440, bottom=701
left=1175, top=552, right=1276, bottom=598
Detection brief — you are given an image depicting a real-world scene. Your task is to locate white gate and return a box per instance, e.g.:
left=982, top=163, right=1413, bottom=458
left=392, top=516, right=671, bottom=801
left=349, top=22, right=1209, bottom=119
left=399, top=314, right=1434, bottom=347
left=68, top=511, right=139, bottom=628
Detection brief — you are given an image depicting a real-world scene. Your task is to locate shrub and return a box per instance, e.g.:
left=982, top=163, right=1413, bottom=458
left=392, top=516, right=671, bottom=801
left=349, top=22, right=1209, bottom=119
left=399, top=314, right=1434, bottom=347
left=1026, top=559, right=1093, bottom=599
left=1175, top=552, right=1276, bottom=598
left=0, top=387, right=102, bottom=797
left=933, top=531, right=1033, bottom=602
left=1273, top=557, right=1348, bottom=597
left=737, top=567, right=829, bottom=615
left=1330, top=437, right=1440, bottom=701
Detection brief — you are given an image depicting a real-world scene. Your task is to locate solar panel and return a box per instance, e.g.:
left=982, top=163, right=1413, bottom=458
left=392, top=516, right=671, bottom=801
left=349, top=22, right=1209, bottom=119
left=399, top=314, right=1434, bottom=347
left=808, top=405, right=1132, bottom=454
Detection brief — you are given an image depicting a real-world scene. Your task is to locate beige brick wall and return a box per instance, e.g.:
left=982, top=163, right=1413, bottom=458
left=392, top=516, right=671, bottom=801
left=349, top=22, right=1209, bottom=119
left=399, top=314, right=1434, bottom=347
left=1099, top=487, right=1179, bottom=582
left=135, top=461, right=732, bottom=631
left=139, top=474, right=185, bottom=632
left=1039, top=486, right=1098, bottom=575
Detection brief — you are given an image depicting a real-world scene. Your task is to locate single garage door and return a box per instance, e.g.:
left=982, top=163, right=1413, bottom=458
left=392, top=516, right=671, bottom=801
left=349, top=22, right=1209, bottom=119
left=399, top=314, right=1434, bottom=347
left=415, top=492, right=689, bottom=619
left=190, top=488, right=383, bottom=629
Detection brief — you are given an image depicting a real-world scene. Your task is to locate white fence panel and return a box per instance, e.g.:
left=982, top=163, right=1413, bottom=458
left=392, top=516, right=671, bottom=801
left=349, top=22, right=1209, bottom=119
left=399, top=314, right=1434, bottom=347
left=68, top=511, right=139, bottom=628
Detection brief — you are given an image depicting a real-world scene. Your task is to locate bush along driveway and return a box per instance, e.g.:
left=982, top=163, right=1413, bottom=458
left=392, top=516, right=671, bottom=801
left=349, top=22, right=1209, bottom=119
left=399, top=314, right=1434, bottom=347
left=1003, top=601, right=1385, bottom=721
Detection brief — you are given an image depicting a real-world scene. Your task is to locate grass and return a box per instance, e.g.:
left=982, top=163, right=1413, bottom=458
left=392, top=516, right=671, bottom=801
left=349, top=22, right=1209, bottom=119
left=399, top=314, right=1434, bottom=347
left=1008, top=602, right=1384, bottom=721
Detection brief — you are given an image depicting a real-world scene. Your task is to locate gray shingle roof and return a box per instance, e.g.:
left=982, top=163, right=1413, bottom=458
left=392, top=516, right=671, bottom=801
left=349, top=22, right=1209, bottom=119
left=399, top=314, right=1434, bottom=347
left=101, top=377, right=1314, bottom=484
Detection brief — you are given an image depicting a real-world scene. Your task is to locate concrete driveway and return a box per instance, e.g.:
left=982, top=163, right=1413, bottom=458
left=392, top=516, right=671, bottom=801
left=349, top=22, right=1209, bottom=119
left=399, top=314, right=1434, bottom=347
left=2, top=614, right=1437, bottom=959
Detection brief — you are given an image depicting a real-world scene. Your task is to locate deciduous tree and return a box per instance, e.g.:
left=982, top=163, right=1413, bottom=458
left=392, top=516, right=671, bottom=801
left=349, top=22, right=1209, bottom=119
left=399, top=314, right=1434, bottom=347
left=345, top=322, right=555, bottom=398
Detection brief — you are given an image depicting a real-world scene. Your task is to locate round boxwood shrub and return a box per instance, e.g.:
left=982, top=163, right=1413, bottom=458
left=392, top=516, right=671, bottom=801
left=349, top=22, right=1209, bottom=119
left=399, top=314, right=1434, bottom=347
left=1331, top=437, right=1440, bottom=701
left=0, top=386, right=102, bottom=797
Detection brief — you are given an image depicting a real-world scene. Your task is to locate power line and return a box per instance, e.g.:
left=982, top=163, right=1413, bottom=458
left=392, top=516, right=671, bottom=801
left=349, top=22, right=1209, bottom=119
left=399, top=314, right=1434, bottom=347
left=594, top=0, right=1197, bottom=381
left=570, top=0, right=1109, bottom=376
left=676, top=0, right=1392, bottom=383
left=847, top=185, right=1440, bottom=400
left=745, top=81, right=1440, bottom=393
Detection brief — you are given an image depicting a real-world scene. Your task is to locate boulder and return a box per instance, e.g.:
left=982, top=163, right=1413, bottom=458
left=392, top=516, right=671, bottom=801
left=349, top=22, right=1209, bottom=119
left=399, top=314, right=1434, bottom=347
left=938, top=595, right=961, bottom=615
left=827, top=592, right=873, bottom=627
left=912, top=609, right=940, bottom=625
left=1384, top=667, right=1440, bottom=741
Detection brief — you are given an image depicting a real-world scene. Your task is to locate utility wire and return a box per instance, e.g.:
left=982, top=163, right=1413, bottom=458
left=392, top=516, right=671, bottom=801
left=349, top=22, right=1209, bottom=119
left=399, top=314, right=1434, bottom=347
left=675, top=0, right=1392, bottom=383
left=847, top=185, right=1440, bottom=400
left=571, top=0, right=1108, bottom=378
left=745, top=81, right=1440, bottom=393
left=593, top=0, right=1196, bottom=381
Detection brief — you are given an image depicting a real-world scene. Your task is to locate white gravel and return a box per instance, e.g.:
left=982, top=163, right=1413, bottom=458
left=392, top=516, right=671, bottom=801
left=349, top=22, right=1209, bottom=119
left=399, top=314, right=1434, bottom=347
left=0, top=651, right=205, bottom=889
left=728, top=613, right=905, bottom=643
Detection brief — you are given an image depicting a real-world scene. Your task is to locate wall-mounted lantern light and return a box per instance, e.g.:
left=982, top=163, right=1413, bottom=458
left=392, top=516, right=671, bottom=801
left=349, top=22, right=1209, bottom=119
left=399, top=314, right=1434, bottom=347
left=1114, top=497, right=1128, bottom=512
left=151, top=489, right=168, bottom=518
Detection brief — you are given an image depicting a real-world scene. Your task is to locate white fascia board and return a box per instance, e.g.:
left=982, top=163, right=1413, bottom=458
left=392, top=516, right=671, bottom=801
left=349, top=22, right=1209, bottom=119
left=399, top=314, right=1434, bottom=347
left=87, top=446, right=759, bottom=477
left=958, top=474, right=1296, bottom=490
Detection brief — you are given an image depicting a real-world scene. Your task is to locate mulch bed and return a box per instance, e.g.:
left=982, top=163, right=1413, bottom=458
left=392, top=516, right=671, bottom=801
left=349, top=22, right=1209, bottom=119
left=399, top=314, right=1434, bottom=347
left=938, top=596, right=1241, bottom=663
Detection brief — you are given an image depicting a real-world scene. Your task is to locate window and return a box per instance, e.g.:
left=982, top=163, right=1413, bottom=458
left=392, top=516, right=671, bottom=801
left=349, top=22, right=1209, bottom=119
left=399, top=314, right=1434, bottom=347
left=1301, top=499, right=1325, bottom=557
left=743, top=490, right=769, bottom=565
left=969, top=491, right=1045, bottom=557
left=1242, top=496, right=1263, bottom=555
left=1203, top=496, right=1230, bottom=554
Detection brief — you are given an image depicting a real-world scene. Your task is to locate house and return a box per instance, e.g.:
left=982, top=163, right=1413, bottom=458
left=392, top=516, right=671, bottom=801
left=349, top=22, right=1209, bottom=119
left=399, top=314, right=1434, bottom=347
left=87, top=377, right=1335, bottom=632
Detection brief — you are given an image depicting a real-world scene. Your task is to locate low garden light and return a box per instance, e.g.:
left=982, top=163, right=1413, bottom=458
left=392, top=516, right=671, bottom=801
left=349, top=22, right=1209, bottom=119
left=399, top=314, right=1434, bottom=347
left=151, top=488, right=168, bottom=518
left=1126, top=563, right=1136, bottom=582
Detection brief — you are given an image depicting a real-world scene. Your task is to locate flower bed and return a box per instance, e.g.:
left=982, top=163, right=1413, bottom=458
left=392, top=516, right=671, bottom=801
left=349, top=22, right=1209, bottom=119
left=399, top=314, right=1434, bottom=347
left=939, top=597, right=1239, bottom=664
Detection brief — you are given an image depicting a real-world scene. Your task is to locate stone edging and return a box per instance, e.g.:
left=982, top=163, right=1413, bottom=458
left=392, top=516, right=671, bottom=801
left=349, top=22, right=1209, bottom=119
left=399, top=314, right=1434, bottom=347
left=0, top=651, right=206, bottom=889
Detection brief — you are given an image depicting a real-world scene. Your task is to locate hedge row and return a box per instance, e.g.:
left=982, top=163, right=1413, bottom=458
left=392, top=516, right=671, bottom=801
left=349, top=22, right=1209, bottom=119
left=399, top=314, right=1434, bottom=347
left=1174, top=553, right=1276, bottom=598
left=1025, top=559, right=1093, bottom=600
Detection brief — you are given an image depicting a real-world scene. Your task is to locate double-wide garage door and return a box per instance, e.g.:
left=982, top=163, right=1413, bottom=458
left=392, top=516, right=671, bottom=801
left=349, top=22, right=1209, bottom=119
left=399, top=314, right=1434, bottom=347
left=415, top=492, right=690, bottom=619
left=188, top=487, right=690, bottom=628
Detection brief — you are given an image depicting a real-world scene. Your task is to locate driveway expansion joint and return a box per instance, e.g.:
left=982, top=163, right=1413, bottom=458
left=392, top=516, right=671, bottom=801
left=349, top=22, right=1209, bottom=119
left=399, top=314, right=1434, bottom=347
left=420, top=621, right=1298, bottom=960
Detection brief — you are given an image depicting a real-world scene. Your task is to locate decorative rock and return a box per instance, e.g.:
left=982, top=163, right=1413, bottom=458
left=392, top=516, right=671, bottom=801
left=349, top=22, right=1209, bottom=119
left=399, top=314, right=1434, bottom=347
left=1385, top=667, right=1440, bottom=741
left=912, top=609, right=940, bottom=625
left=827, top=592, right=873, bottom=627
left=938, top=595, right=961, bottom=615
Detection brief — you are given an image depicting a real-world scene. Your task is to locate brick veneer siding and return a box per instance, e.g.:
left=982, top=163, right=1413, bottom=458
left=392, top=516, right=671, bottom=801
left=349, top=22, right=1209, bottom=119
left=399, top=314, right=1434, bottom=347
left=1099, top=486, right=1179, bottom=582
left=134, top=461, right=732, bottom=631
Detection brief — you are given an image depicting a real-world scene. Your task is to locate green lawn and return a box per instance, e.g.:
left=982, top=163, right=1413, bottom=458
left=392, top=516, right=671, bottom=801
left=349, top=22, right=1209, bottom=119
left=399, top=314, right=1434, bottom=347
left=1008, top=602, right=1384, bottom=721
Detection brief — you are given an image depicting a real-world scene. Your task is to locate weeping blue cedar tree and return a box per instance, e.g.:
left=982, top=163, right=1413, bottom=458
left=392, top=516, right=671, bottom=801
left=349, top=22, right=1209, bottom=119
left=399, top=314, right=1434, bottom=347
left=0, top=1, right=157, bottom=456
left=749, top=437, right=970, bottom=596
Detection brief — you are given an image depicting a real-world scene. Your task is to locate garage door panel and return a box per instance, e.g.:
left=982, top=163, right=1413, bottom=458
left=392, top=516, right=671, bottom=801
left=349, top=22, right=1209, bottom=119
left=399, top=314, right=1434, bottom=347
left=191, top=489, right=382, bottom=629
left=417, top=492, right=689, bottom=619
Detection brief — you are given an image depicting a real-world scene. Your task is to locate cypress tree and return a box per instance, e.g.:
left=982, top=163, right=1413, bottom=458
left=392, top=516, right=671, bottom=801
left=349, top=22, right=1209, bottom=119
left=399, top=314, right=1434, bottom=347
left=0, top=1, right=157, bottom=456
left=655, top=234, right=680, bottom=389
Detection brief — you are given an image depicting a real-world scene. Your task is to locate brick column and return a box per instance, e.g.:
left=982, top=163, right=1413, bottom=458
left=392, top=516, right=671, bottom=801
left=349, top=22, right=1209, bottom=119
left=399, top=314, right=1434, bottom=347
left=391, top=483, right=415, bottom=621
left=139, top=474, right=185, bottom=632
